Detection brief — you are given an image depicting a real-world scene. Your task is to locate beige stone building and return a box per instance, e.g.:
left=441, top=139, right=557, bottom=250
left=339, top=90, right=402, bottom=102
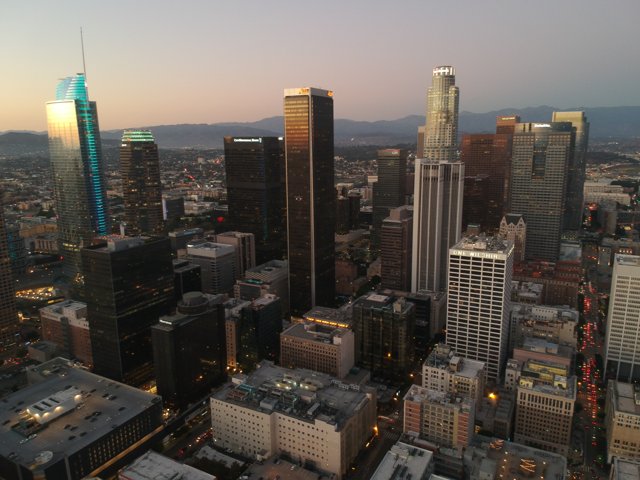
left=39, top=300, right=92, bottom=367
left=606, top=380, right=640, bottom=463
left=210, top=361, right=376, bottom=479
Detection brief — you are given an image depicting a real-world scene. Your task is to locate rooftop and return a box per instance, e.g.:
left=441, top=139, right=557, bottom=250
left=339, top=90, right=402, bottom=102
left=302, top=306, right=351, bottom=329
left=465, top=436, right=567, bottom=480
left=281, top=322, right=351, bottom=345
left=212, top=361, right=370, bottom=429
left=404, top=385, right=473, bottom=411
left=610, top=381, right=640, bottom=416
left=452, top=235, right=512, bottom=254
left=0, top=358, right=161, bottom=469
left=370, top=441, right=433, bottom=480
left=612, top=458, right=640, bottom=480
left=119, top=450, right=214, bottom=480
left=186, top=241, right=235, bottom=257
left=244, top=455, right=335, bottom=480
left=423, top=344, right=485, bottom=380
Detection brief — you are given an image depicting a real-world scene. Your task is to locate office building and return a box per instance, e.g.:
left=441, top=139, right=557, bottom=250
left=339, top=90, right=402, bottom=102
left=82, top=236, right=175, bottom=385
left=162, top=194, right=185, bottom=222
left=186, top=241, right=236, bottom=295
left=372, top=149, right=407, bottom=246
left=5, top=221, right=27, bottom=277
left=412, top=160, right=464, bottom=292
left=120, top=130, right=163, bottom=235
left=499, top=214, right=526, bottom=262
left=172, top=259, right=202, bottom=301
left=606, top=381, right=640, bottom=463
left=606, top=254, right=640, bottom=382
left=380, top=206, right=413, bottom=291
left=210, top=361, right=377, bottom=479
left=223, top=136, right=285, bottom=264
left=464, top=436, right=567, bottom=480
left=403, top=384, right=475, bottom=448
left=421, top=343, right=485, bottom=407
left=509, top=303, right=578, bottom=351
left=46, top=73, right=109, bottom=283
left=509, top=122, right=574, bottom=261
left=460, top=117, right=516, bottom=232
left=370, top=441, right=434, bottom=480
left=552, top=111, right=589, bottom=231
left=348, top=191, right=361, bottom=230
left=496, top=115, right=520, bottom=134
left=422, top=66, right=459, bottom=161
left=39, top=300, right=92, bottom=367
left=280, top=322, right=354, bottom=378
left=152, top=292, right=226, bottom=409
left=0, top=206, right=18, bottom=348
left=447, top=236, right=513, bottom=382
left=284, top=87, right=335, bottom=316
left=235, top=259, right=289, bottom=314
left=223, top=295, right=282, bottom=372
left=351, top=292, right=415, bottom=382
left=214, top=231, right=256, bottom=279
left=0, top=358, right=163, bottom=480
left=513, top=359, right=576, bottom=456
left=168, top=227, right=203, bottom=253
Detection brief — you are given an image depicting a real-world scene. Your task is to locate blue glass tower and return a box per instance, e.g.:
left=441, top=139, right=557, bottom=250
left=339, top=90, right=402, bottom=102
left=46, top=73, right=109, bottom=285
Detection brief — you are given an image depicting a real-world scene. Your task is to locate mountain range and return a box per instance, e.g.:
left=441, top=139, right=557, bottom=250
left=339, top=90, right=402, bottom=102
left=1, top=105, right=638, bottom=152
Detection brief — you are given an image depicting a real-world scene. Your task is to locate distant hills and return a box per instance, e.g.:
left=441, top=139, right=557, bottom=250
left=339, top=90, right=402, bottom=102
left=1, top=105, right=638, bottom=152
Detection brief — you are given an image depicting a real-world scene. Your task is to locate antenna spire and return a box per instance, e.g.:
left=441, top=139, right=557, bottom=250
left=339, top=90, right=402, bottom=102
left=80, top=27, right=87, bottom=80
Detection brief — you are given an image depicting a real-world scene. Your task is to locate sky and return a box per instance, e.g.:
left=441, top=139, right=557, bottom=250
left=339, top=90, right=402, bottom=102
left=1, top=0, right=639, bottom=131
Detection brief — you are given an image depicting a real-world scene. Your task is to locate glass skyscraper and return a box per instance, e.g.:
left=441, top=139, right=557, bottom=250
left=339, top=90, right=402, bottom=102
left=0, top=205, right=19, bottom=349
left=423, top=66, right=459, bottom=161
left=46, top=73, right=109, bottom=284
left=284, top=87, right=335, bottom=316
left=120, top=130, right=163, bottom=235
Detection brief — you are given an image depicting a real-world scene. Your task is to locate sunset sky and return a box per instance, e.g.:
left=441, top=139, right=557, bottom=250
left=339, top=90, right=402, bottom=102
left=2, top=0, right=639, bottom=131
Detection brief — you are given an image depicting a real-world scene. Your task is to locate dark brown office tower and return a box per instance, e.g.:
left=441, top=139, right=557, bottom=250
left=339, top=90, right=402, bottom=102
left=381, top=206, right=413, bottom=291
left=224, top=136, right=285, bottom=264
left=0, top=206, right=18, bottom=349
left=336, top=196, right=350, bottom=234
left=372, top=149, right=407, bottom=247
left=284, top=87, right=335, bottom=316
left=348, top=191, right=361, bottom=230
left=460, top=116, right=517, bottom=232
left=83, top=236, right=175, bottom=385
left=120, top=130, right=163, bottom=235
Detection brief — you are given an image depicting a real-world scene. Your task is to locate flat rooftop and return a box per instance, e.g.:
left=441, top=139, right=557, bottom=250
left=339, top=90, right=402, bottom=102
left=282, top=323, right=350, bottom=344
left=303, top=306, right=351, bottom=328
left=370, top=441, right=433, bottom=480
left=244, top=456, right=335, bottom=480
left=213, top=361, right=370, bottom=429
left=0, top=358, right=161, bottom=468
left=404, top=385, right=473, bottom=411
left=452, top=235, right=512, bottom=254
left=465, top=436, right=566, bottom=480
left=612, top=458, right=640, bottom=480
left=423, top=345, right=485, bottom=379
left=119, top=450, right=214, bottom=480
left=611, top=381, right=640, bottom=416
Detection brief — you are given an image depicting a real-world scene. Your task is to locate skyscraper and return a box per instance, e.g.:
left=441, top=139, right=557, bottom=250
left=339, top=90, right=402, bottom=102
left=0, top=206, right=19, bottom=349
left=422, top=66, right=459, bottom=161
left=120, top=130, right=163, bottom=235
left=82, top=236, right=175, bottom=385
left=447, top=235, right=513, bottom=382
left=372, top=149, right=407, bottom=246
left=380, top=206, right=413, bottom=291
left=284, top=87, right=335, bottom=316
left=46, top=73, right=109, bottom=284
left=605, top=254, right=640, bottom=382
left=223, top=136, right=285, bottom=264
left=412, top=160, right=464, bottom=292
left=509, top=122, right=575, bottom=262
left=552, top=111, right=589, bottom=231
left=460, top=116, right=518, bottom=232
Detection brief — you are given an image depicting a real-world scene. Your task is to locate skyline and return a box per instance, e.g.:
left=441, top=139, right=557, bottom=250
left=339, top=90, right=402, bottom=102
left=2, top=0, right=639, bottom=131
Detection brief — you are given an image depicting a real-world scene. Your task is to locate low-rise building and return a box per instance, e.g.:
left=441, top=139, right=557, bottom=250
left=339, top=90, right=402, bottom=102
left=606, top=380, right=640, bottom=463
left=403, top=385, right=475, bottom=448
left=118, top=450, right=214, bottom=480
left=371, top=441, right=434, bottom=480
left=509, top=303, right=578, bottom=350
left=39, top=300, right=92, bottom=367
left=210, top=361, right=376, bottom=479
left=280, top=323, right=354, bottom=378
left=609, top=458, right=640, bottom=480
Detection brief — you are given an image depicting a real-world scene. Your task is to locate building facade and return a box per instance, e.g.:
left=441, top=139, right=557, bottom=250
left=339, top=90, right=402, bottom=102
left=422, top=66, right=459, bottom=161
left=214, top=231, right=256, bottom=279
left=380, top=206, right=413, bottom=291
left=509, top=122, right=574, bottom=262
left=39, top=300, right=92, bottom=366
left=0, top=206, right=18, bottom=348
left=82, top=237, right=175, bottom=385
left=120, top=130, right=163, bottom=235
left=284, top=87, right=335, bottom=316
left=186, top=241, right=236, bottom=295
left=605, top=380, right=640, bottom=463
left=412, top=160, right=464, bottom=292
left=223, top=136, right=285, bottom=264
left=499, top=214, right=526, bottom=263
left=372, top=149, right=407, bottom=247
left=447, top=236, right=513, bottom=382
left=46, top=73, right=109, bottom=284
left=605, top=254, right=640, bottom=382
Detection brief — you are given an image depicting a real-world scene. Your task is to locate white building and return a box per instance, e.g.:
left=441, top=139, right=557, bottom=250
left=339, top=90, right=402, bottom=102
left=210, top=361, right=376, bottom=479
left=447, top=236, right=513, bottom=382
left=605, top=380, right=640, bottom=463
left=186, top=241, right=236, bottom=295
left=605, top=254, right=640, bottom=382
left=370, top=441, right=434, bottom=480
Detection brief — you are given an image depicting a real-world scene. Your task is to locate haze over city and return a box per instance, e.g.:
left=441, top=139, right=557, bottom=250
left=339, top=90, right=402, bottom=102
left=2, top=0, right=639, bottom=131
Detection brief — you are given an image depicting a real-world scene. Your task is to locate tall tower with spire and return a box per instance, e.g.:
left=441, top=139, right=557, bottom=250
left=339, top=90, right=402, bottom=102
left=46, top=73, right=109, bottom=285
